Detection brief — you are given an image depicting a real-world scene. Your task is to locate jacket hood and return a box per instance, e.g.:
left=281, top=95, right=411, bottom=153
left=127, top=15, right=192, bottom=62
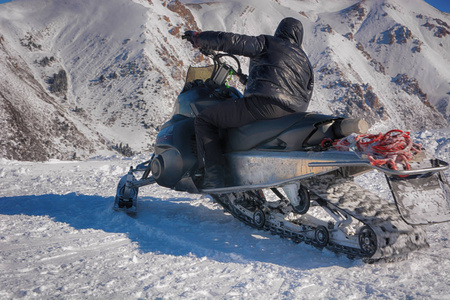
left=274, top=17, right=304, bottom=47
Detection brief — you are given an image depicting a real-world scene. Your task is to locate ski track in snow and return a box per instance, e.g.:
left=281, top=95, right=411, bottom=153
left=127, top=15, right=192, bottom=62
left=1, top=130, right=450, bottom=299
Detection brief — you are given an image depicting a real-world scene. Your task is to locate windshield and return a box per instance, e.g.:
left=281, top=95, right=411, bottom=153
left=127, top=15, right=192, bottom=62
left=185, top=65, right=215, bottom=83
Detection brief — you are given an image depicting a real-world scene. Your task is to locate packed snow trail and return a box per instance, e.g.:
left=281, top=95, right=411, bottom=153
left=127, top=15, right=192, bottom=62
left=0, top=138, right=449, bottom=299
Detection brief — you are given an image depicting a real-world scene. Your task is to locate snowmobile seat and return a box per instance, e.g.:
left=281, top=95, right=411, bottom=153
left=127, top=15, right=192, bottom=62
left=225, top=112, right=311, bottom=152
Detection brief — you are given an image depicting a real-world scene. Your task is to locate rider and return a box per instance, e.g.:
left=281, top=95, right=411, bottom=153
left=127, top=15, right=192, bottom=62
left=184, top=17, right=314, bottom=189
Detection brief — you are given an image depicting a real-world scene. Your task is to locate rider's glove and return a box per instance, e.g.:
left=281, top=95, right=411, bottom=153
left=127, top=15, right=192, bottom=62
left=183, top=30, right=201, bottom=48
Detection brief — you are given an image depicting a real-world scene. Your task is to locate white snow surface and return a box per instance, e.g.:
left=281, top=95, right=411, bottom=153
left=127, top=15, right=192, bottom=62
left=0, top=130, right=449, bottom=299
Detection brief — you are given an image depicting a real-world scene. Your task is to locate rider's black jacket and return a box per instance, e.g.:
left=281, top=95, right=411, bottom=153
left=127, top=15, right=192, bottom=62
left=195, top=18, right=314, bottom=112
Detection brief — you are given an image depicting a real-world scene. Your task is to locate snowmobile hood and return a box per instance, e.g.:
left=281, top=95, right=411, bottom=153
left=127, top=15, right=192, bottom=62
left=274, top=17, right=304, bottom=47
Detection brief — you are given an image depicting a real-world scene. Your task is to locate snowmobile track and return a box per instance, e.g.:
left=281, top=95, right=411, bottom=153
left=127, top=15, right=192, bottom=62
left=304, top=175, right=430, bottom=262
left=212, top=191, right=369, bottom=261
left=212, top=174, right=429, bottom=263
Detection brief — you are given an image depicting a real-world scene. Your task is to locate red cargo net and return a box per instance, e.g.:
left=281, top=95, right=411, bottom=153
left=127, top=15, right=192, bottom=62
left=329, top=130, right=422, bottom=170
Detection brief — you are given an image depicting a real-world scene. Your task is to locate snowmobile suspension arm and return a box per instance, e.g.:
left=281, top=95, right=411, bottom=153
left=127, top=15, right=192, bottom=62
left=122, top=155, right=157, bottom=189
left=129, top=176, right=156, bottom=188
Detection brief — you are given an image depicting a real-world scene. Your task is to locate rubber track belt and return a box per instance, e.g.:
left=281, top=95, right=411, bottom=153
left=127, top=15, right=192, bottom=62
left=303, top=175, right=429, bottom=262
left=211, top=174, right=429, bottom=263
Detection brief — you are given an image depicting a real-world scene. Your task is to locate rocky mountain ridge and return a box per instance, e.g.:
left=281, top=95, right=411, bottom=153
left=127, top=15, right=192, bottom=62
left=0, top=0, right=448, bottom=161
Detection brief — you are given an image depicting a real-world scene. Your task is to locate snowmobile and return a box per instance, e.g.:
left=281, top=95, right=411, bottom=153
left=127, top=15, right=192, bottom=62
left=114, top=47, right=450, bottom=263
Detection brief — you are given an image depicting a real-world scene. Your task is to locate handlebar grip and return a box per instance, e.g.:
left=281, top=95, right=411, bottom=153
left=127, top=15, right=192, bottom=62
left=239, top=74, right=248, bottom=85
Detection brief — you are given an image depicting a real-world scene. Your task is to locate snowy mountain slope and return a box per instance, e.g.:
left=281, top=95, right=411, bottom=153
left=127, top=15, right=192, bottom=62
left=0, top=0, right=198, bottom=159
left=0, top=33, right=104, bottom=161
left=185, top=0, right=450, bottom=130
left=0, top=130, right=449, bottom=299
left=0, top=0, right=449, bottom=161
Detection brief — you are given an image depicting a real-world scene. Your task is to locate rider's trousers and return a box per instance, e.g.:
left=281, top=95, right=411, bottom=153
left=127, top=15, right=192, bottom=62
left=194, top=96, right=294, bottom=168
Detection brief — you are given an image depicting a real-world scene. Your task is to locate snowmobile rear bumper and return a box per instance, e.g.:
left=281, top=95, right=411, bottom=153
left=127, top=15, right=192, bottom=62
left=386, top=171, right=450, bottom=225
left=311, top=156, right=450, bottom=225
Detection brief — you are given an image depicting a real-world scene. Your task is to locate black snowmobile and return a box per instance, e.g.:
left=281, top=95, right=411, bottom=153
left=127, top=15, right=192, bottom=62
left=114, top=48, right=450, bottom=262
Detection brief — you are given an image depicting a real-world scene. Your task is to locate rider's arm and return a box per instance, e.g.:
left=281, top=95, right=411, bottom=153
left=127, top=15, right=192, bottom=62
left=196, top=31, right=266, bottom=58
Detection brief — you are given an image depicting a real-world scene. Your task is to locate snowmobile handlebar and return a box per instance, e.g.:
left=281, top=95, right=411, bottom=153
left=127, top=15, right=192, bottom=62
left=182, top=34, right=248, bottom=85
left=209, top=51, right=248, bottom=86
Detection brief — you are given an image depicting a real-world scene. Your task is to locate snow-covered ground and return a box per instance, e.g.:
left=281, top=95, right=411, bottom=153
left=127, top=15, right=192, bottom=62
left=1, top=130, right=449, bottom=299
